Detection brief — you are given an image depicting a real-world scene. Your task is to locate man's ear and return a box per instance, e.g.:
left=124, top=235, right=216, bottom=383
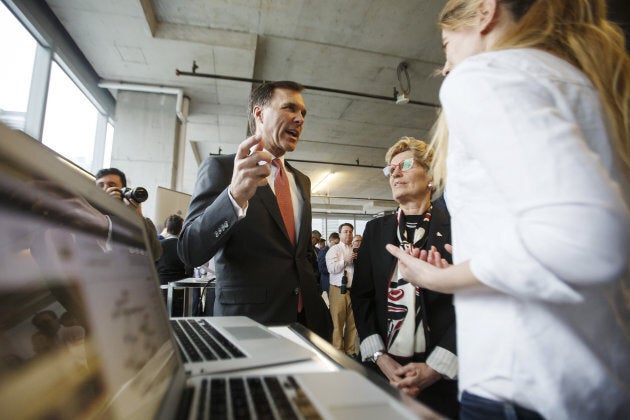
left=253, top=104, right=264, bottom=125
left=478, top=0, right=499, bottom=35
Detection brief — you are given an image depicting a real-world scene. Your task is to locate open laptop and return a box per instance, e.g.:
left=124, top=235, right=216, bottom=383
left=171, top=315, right=314, bottom=375
left=0, top=124, right=438, bottom=419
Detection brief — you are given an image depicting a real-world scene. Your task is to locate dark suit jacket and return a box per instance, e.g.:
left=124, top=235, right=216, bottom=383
left=351, top=207, right=456, bottom=359
left=317, top=246, right=330, bottom=292
left=156, top=237, right=192, bottom=284
left=178, top=154, right=332, bottom=341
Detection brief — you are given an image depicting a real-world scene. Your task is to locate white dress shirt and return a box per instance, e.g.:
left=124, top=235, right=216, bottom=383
left=441, top=48, right=630, bottom=419
left=325, top=242, right=354, bottom=287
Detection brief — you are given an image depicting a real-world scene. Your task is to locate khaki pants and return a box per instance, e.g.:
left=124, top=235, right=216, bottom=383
left=328, top=285, right=357, bottom=355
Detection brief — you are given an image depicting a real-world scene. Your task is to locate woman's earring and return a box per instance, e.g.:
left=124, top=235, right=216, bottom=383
left=428, top=182, right=433, bottom=190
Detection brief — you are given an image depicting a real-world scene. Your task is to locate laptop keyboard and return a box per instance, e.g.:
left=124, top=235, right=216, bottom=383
left=171, top=319, right=246, bottom=362
left=194, top=376, right=321, bottom=420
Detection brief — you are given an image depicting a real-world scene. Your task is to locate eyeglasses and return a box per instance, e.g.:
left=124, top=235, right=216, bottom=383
left=383, top=158, right=415, bottom=177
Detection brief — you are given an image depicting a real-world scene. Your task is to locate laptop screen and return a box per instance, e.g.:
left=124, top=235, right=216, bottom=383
left=0, top=125, right=180, bottom=419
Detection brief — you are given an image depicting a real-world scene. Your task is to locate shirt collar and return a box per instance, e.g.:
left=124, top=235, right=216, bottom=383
left=263, top=148, right=285, bottom=165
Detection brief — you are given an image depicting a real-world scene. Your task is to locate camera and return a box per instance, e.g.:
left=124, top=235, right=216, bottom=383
left=121, top=187, right=148, bottom=203
left=340, top=272, right=348, bottom=295
left=352, top=247, right=359, bottom=263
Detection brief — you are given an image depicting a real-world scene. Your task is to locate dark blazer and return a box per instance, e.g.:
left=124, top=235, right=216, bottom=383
left=156, top=237, right=192, bottom=284
left=178, top=154, right=332, bottom=341
left=317, top=246, right=330, bottom=292
left=351, top=207, right=456, bottom=360
left=351, top=207, right=457, bottom=416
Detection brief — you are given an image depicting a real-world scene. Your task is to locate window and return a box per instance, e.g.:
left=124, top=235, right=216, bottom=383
left=0, top=2, right=114, bottom=173
left=312, top=217, right=325, bottom=237
left=42, top=62, right=99, bottom=172
left=0, top=5, right=37, bottom=130
left=103, top=121, right=114, bottom=168
left=313, top=214, right=370, bottom=238
left=354, top=219, right=367, bottom=236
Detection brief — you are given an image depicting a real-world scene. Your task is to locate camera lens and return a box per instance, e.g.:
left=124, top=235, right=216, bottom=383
left=123, top=187, right=148, bottom=203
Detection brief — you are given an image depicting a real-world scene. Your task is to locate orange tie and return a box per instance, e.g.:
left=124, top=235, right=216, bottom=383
left=272, top=159, right=296, bottom=245
left=271, top=159, right=302, bottom=313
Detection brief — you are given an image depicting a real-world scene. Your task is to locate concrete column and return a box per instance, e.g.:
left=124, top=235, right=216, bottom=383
left=110, top=90, right=178, bottom=223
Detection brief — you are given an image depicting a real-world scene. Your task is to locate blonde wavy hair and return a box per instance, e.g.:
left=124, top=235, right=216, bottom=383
left=385, top=136, right=434, bottom=178
left=429, top=0, right=630, bottom=193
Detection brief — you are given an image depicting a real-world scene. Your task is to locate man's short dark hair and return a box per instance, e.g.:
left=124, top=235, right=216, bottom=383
left=95, top=168, right=127, bottom=187
left=247, top=80, right=304, bottom=134
left=164, top=214, right=184, bottom=236
left=338, top=223, right=354, bottom=233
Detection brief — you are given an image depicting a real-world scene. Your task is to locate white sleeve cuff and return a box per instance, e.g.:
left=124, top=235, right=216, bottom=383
left=360, top=334, right=385, bottom=362
left=228, top=188, right=248, bottom=220
left=426, top=346, right=458, bottom=379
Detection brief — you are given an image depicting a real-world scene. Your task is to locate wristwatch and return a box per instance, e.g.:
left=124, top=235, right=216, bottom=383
left=369, top=350, right=385, bottom=363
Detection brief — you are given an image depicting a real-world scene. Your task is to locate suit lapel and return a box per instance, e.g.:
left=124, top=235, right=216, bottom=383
left=427, top=207, right=451, bottom=262
left=287, top=162, right=310, bottom=249
left=381, top=214, right=398, bottom=277
left=255, top=161, right=309, bottom=248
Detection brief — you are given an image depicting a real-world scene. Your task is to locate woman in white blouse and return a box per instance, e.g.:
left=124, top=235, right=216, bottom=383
left=387, top=0, right=630, bottom=419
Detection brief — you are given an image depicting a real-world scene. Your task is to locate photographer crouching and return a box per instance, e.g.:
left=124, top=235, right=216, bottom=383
left=95, top=168, right=162, bottom=261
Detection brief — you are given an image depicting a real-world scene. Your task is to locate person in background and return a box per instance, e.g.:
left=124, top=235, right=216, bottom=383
left=156, top=214, right=194, bottom=316
left=309, top=230, right=322, bottom=278
left=155, top=214, right=192, bottom=284
left=351, top=234, right=362, bottom=272
left=326, top=223, right=358, bottom=357
left=352, top=137, right=457, bottom=418
left=351, top=234, right=362, bottom=254
left=95, top=168, right=162, bottom=260
left=387, top=1, right=630, bottom=418
left=316, top=238, right=326, bottom=250
left=318, top=232, right=339, bottom=305
left=177, top=81, right=332, bottom=341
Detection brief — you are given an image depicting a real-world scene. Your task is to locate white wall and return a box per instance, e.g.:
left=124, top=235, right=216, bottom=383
left=110, top=91, right=178, bottom=222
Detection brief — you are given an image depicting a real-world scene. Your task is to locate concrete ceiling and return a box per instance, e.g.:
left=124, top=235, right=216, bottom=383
left=45, top=0, right=447, bottom=215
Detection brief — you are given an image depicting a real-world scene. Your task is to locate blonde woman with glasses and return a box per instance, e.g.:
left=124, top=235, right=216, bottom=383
left=387, top=0, right=630, bottom=418
left=352, top=137, right=458, bottom=418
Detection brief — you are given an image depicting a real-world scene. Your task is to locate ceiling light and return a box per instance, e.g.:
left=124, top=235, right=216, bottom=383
left=312, top=172, right=335, bottom=193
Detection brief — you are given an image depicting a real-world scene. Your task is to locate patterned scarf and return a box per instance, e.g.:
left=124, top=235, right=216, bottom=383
left=386, top=206, right=432, bottom=359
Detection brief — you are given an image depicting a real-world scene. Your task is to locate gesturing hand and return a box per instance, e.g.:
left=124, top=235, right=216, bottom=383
left=419, top=245, right=451, bottom=269
left=229, top=135, right=273, bottom=208
left=386, top=244, right=442, bottom=289
left=386, top=243, right=479, bottom=293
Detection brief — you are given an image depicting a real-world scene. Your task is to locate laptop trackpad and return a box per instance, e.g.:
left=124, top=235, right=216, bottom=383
left=224, top=326, right=274, bottom=340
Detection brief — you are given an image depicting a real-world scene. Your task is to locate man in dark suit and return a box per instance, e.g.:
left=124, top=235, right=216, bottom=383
left=178, top=81, right=332, bottom=341
left=156, top=214, right=192, bottom=284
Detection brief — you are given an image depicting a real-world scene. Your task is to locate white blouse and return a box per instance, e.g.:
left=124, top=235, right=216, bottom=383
left=441, top=48, right=630, bottom=419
